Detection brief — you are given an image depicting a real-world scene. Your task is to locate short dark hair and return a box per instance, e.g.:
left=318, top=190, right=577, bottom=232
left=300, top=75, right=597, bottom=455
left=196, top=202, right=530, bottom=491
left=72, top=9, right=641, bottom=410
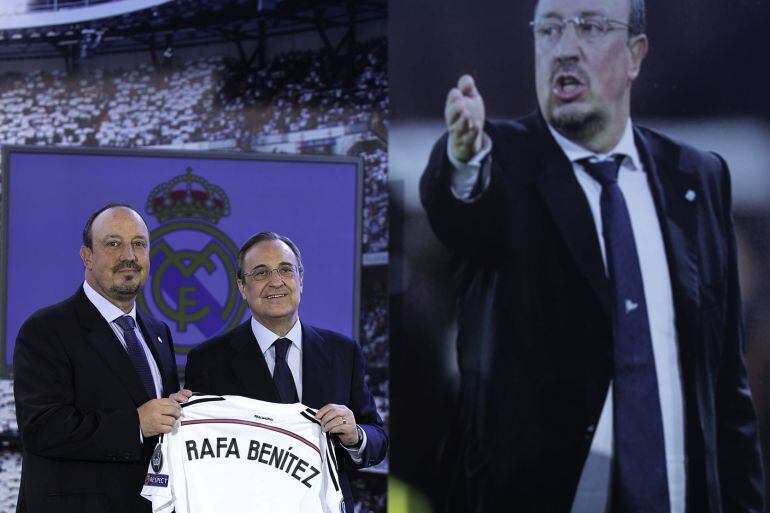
left=628, top=0, right=646, bottom=36
left=82, top=203, right=147, bottom=249
left=237, top=231, right=304, bottom=280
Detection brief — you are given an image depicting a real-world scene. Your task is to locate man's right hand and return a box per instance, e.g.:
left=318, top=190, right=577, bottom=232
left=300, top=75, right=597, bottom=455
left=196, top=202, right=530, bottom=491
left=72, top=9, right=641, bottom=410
left=137, top=398, right=181, bottom=437
left=445, top=74, right=486, bottom=163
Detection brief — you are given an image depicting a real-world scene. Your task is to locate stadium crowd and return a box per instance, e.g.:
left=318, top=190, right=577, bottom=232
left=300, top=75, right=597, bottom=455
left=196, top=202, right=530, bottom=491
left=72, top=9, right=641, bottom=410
left=0, top=38, right=387, bottom=253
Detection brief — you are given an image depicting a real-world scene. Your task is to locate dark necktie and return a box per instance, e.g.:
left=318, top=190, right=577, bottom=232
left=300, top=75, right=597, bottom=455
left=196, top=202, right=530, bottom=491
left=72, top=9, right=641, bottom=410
left=579, top=157, right=670, bottom=513
left=114, top=315, right=157, bottom=399
left=273, top=338, right=298, bottom=403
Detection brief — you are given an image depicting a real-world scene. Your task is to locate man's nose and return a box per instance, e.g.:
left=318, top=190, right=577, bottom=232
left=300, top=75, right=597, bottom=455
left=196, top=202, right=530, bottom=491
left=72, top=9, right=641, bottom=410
left=267, top=268, right=284, bottom=285
left=119, top=243, right=137, bottom=261
left=554, top=22, right=582, bottom=59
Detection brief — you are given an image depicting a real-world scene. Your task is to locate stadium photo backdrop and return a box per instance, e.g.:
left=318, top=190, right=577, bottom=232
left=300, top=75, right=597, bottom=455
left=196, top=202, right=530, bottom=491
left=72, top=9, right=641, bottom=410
left=1, top=146, right=362, bottom=372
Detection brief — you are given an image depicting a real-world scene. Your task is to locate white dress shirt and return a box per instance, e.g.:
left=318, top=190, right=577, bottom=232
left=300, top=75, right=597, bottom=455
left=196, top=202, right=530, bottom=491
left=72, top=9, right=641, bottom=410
left=249, top=317, right=367, bottom=460
left=448, top=120, right=686, bottom=513
left=251, top=317, right=304, bottom=400
left=82, top=280, right=162, bottom=399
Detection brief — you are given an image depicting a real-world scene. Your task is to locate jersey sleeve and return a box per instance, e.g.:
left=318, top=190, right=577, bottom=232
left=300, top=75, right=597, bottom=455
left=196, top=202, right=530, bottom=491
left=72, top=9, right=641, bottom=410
left=320, top=432, right=346, bottom=513
left=140, top=427, right=180, bottom=513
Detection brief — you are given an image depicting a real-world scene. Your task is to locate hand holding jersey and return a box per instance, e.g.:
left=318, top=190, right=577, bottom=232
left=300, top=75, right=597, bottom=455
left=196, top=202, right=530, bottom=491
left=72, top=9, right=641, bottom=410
left=315, top=403, right=360, bottom=448
left=141, top=395, right=346, bottom=513
left=137, top=398, right=182, bottom=437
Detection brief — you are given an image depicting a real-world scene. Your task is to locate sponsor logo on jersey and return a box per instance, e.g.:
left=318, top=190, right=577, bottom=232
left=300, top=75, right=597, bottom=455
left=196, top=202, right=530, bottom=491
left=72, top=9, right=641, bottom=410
left=145, top=473, right=169, bottom=488
left=138, top=167, right=247, bottom=352
left=151, top=442, right=164, bottom=472
left=254, top=414, right=274, bottom=422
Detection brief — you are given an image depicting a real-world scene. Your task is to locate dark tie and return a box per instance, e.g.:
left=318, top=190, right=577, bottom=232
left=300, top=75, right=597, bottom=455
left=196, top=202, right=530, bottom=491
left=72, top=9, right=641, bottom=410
left=273, top=338, right=298, bottom=403
left=114, top=315, right=157, bottom=399
left=579, top=157, right=670, bottom=513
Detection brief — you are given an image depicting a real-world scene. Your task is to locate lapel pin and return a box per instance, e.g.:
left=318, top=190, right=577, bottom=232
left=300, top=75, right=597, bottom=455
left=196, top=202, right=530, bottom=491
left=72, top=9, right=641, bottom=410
left=157, top=336, right=163, bottom=344
left=685, top=189, right=696, bottom=202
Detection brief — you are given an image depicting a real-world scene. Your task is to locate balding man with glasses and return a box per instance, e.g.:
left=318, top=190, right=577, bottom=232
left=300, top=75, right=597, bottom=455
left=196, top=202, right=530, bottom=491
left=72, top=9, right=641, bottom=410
left=184, top=231, right=387, bottom=513
left=420, top=0, right=764, bottom=512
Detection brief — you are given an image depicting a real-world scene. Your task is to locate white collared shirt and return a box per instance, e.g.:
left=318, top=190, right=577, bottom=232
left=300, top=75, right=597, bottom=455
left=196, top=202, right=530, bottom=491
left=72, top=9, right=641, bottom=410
left=448, top=120, right=686, bottom=513
left=250, top=317, right=304, bottom=401
left=82, top=281, right=162, bottom=399
left=249, top=317, right=368, bottom=459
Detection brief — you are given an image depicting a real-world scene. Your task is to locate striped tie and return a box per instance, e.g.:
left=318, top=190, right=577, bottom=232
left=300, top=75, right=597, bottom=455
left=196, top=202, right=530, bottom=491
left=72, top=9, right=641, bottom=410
left=114, top=315, right=157, bottom=399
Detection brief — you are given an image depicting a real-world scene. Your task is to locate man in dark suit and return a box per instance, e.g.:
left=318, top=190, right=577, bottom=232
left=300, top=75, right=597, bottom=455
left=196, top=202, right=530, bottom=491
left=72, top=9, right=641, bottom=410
left=14, top=204, right=182, bottom=513
left=185, top=231, right=388, bottom=512
left=420, top=0, right=764, bottom=512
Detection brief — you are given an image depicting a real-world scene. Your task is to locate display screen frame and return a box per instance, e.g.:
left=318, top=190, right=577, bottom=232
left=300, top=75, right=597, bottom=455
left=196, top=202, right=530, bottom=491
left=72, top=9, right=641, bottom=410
left=0, top=145, right=363, bottom=376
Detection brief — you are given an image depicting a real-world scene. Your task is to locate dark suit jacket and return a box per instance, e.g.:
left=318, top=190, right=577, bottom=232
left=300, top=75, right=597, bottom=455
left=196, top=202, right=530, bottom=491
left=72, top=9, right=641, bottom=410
left=13, top=287, right=179, bottom=513
left=420, top=112, right=764, bottom=513
left=184, top=320, right=388, bottom=512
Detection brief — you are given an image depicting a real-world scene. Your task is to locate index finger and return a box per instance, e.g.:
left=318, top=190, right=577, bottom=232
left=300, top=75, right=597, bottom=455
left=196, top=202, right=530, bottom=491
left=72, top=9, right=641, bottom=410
left=314, top=403, right=342, bottom=419
left=169, top=389, right=193, bottom=403
left=458, top=74, right=477, bottom=97
left=445, top=87, right=463, bottom=108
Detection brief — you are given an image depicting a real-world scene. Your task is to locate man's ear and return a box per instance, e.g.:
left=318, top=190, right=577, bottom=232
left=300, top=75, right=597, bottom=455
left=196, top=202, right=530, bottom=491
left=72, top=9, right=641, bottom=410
left=80, top=246, right=93, bottom=270
left=627, top=34, right=648, bottom=82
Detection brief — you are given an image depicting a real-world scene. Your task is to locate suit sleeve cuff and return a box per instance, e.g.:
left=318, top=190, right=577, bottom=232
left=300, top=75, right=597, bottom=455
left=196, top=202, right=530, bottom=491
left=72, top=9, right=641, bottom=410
left=341, top=426, right=368, bottom=464
left=447, top=132, right=493, bottom=202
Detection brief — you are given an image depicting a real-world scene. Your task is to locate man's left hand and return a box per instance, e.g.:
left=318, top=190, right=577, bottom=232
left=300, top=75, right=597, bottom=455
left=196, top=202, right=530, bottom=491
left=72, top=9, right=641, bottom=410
left=316, top=403, right=359, bottom=447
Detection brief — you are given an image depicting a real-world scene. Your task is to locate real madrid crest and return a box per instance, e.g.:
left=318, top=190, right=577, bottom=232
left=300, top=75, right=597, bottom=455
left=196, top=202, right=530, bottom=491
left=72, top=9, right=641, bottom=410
left=151, top=441, right=164, bottom=473
left=138, top=167, right=247, bottom=352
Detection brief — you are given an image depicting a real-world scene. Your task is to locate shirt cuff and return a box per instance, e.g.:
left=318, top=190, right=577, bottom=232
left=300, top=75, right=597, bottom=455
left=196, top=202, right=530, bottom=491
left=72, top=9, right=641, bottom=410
left=341, top=426, right=368, bottom=464
left=447, top=132, right=492, bottom=202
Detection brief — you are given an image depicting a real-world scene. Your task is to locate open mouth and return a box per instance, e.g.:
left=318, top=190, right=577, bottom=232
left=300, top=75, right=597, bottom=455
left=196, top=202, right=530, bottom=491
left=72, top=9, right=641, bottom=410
left=265, top=293, right=288, bottom=299
left=553, top=73, right=586, bottom=102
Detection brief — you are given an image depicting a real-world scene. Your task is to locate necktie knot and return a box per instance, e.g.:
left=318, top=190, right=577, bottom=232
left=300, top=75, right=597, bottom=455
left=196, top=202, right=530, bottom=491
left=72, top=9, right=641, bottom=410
left=274, top=338, right=291, bottom=360
left=114, top=315, right=136, bottom=332
left=578, top=156, right=623, bottom=186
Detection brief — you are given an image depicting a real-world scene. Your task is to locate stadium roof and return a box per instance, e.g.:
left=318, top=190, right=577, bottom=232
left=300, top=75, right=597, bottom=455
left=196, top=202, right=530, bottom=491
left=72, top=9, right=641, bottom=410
left=0, top=1, right=175, bottom=30
left=0, top=0, right=385, bottom=62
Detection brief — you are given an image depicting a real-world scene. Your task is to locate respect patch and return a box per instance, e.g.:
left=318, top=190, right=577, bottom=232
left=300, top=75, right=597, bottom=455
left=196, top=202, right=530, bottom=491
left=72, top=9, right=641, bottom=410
left=144, top=473, right=169, bottom=487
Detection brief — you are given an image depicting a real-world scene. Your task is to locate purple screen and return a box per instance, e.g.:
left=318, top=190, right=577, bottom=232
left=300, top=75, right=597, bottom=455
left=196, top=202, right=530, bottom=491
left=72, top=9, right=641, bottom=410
left=3, top=149, right=360, bottom=370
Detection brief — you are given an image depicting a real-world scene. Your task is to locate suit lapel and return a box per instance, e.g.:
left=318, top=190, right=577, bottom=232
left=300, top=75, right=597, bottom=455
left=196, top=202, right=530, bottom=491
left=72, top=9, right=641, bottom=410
left=136, top=312, right=174, bottom=396
left=74, top=288, right=151, bottom=406
left=229, top=322, right=281, bottom=402
left=301, top=325, right=332, bottom=409
left=634, top=127, right=701, bottom=340
left=529, top=116, right=613, bottom=317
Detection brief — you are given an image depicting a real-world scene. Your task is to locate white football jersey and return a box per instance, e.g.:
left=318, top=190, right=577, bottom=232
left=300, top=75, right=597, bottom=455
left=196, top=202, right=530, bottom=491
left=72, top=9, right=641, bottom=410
left=141, top=395, right=345, bottom=513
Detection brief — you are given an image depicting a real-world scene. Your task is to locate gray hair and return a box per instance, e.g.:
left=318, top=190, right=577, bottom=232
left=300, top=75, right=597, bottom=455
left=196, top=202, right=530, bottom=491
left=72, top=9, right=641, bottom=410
left=628, top=0, right=646, bottom=36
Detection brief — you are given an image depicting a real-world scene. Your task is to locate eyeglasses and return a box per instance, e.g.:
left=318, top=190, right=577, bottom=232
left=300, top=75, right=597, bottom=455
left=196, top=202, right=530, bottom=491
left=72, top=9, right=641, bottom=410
left=530, top=16, right=632, bottom=45
left=243, top=264, right=298, bottom=282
